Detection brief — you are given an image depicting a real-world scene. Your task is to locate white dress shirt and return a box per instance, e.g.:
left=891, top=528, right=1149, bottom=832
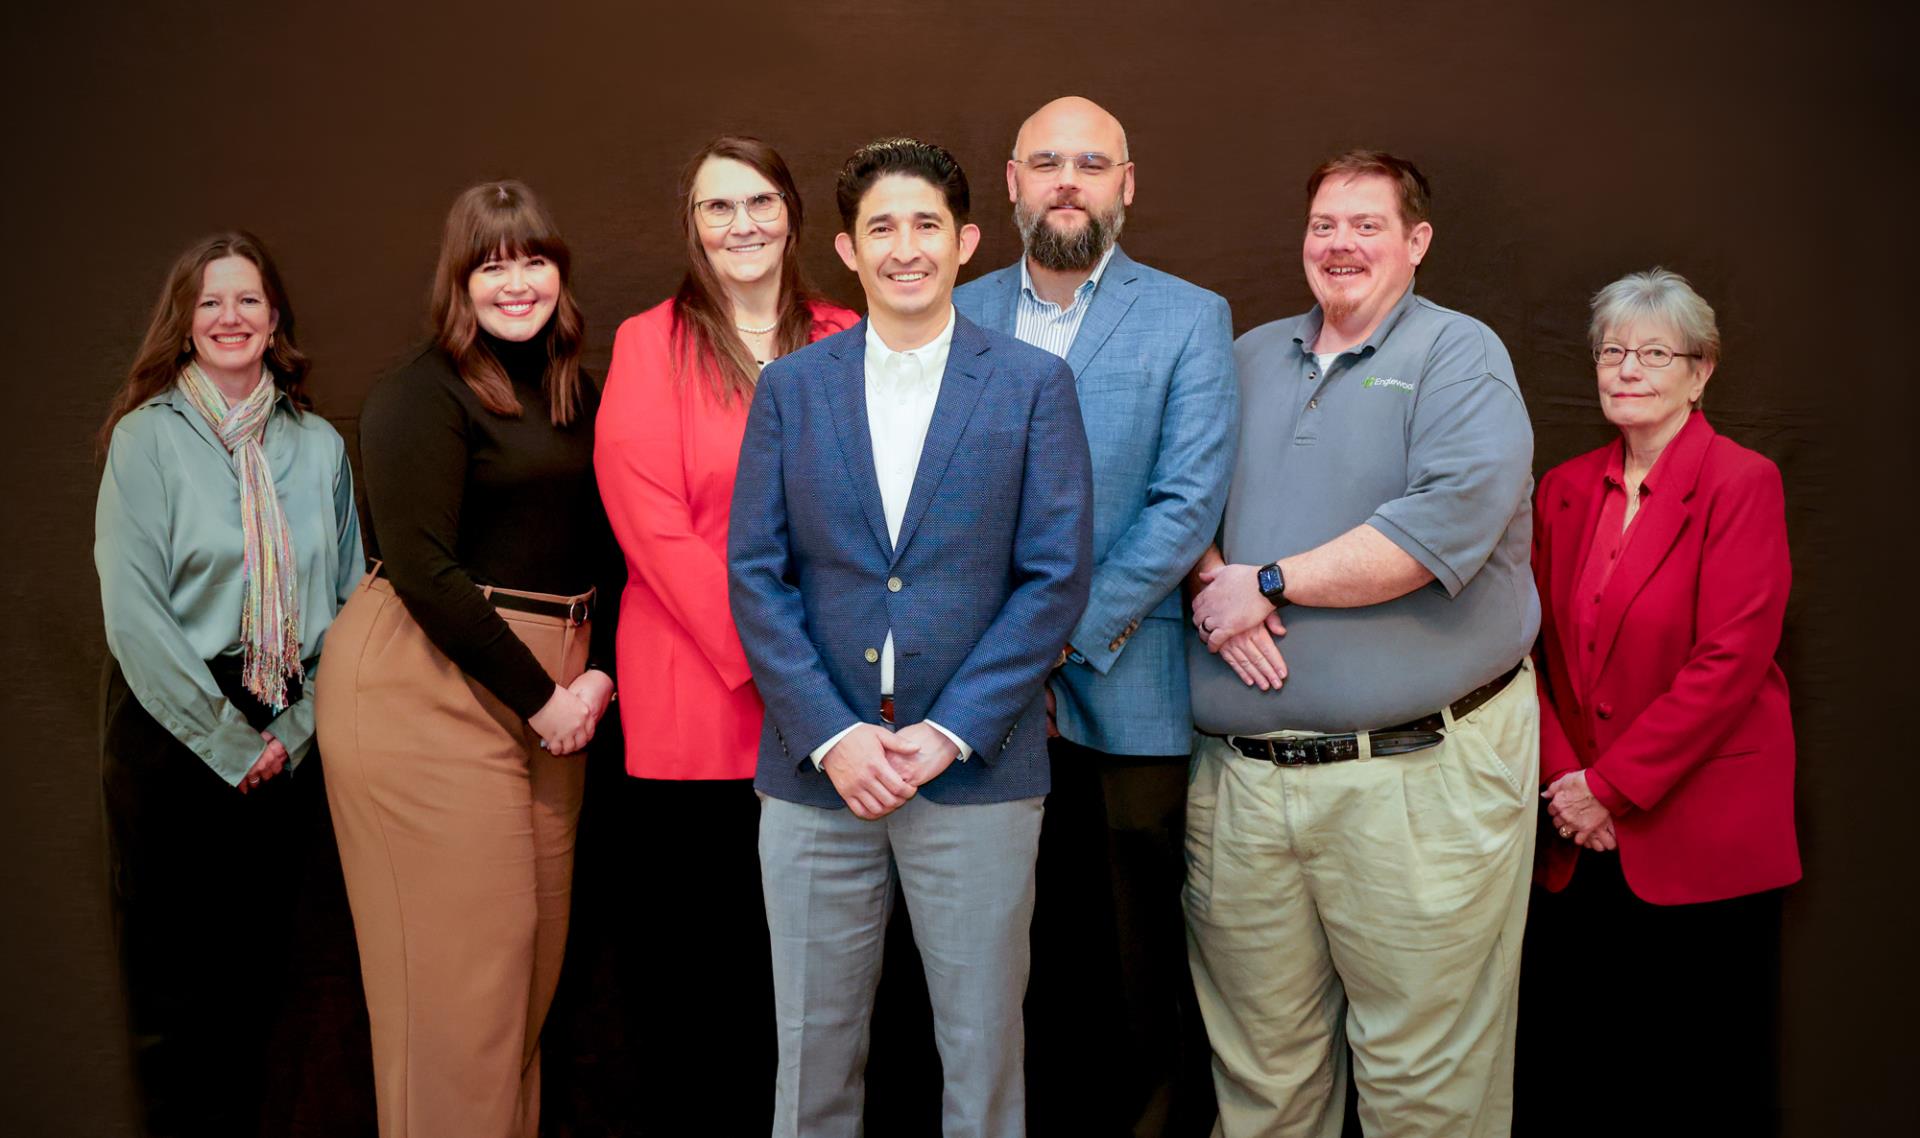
left=810, top=309, right=972, bottom=767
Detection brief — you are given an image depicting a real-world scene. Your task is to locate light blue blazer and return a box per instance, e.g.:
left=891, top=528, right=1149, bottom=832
left=955, top=247, right=1236, bottom=755
left=728, top=314, right=1094, bottom=807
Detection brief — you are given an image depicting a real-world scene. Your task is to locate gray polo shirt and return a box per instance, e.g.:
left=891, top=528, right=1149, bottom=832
left=1190, top=285, right=1539, bottom=734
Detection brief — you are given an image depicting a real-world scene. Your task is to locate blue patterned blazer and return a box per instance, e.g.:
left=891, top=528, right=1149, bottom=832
left=728, top=313, right=1094, bottom=807
left=955, top=247, right=1236, bottom=756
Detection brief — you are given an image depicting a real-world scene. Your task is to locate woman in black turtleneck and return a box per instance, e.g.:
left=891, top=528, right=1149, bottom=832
left=315, top=180, right=619, bottom=1138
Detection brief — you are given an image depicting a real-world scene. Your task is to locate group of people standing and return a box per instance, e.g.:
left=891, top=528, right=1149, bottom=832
left=94, top=94, right=1801, bottom=1138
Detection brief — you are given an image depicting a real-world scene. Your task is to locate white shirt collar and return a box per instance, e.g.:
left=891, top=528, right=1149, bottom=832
left=864, top=306, right=957, bottom=382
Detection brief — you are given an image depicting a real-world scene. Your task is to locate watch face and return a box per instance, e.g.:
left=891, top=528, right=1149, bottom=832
left=1258, top=565, right=1282, bottom=595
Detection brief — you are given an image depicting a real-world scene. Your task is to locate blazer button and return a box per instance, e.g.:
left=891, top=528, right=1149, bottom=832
left=1595, top=702, right=1613, bottom=720
left=864, top=648, right=879, bottom=663
left=887, top=576, right=903, bottom=592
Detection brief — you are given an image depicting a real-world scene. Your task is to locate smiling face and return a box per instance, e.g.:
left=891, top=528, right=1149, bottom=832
left=1303, top=173, right=1431, bottom=338
left=466, top=249, right=559, bottom=341
left=692, top=156, right=790, bottom=293
left=1595, top=317, right=1713, bottom=438
left=190, top=255, right=278, bottom=387
left=834, top=173, right=980, bottom=338
left=1007, top=96, right=1134, bottom=273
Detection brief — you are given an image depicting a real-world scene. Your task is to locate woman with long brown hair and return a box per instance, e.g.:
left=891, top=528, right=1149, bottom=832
left=592, top=136, right=855, bottom=1126
left=316, top=180, right=620, bottom=1138
left=95, top=231, right=362, bottom=1137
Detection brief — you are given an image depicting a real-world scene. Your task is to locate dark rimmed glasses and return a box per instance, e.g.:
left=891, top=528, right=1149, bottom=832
left=1593, top=343, right=1702, bottom=368
left=1013, top=151, right=1124, bottom=178
left=694, top=191, right=787, bottom=228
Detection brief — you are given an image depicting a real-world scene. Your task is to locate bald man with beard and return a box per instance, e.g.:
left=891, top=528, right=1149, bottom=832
left=956, top=95, right=1237, bottom=1138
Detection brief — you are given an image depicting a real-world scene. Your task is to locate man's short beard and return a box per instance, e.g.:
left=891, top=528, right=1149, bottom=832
left=1016, top=198, right=1125, bottom=273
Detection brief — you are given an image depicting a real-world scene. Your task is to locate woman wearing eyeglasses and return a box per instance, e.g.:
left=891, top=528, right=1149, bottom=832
left=592, top=135, right=855, bottom=1125
left=1519, top=268, right=1800, bottom=1136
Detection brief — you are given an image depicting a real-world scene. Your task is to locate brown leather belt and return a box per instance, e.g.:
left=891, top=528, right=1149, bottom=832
left=880, top=695, right=896, bottom=726
left=1202, top=660, right=1524, bottom=767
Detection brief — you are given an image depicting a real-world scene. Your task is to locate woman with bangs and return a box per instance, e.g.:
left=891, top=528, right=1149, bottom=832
left=592, top=136, right=854, bottom=1126
left=316, top=180, right=621, bottom=1138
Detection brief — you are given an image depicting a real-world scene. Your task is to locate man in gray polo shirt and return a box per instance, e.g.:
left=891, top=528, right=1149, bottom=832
left=1185, top=150, right=1540, bottom=1137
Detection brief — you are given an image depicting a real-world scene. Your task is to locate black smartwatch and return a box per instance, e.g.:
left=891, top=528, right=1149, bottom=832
left=1257, top=561, right=1290, bottom=608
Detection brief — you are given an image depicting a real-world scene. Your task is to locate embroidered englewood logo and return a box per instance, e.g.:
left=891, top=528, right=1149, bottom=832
left=1362, top=375, right=1415, bottom=392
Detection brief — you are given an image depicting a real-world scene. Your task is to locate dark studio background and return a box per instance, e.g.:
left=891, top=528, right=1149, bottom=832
left=4, top=0, right=1913, bottom=1134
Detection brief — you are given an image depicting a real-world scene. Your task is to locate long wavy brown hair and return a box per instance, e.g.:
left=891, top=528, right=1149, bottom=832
left=672, top=137, right=827, bottom=404
left=98, top=231, right=311, bottom=455
left=430, top=180, right=586, bottom=425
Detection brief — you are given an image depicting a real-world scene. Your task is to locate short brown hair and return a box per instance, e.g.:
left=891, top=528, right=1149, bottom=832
left=429, top=180, right=586, bottom=425
left=1306, top=149, right=1431, bottom=229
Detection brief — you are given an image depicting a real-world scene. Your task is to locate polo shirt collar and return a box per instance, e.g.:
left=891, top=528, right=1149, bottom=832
left=1291, top=278, right=1423, bottom=359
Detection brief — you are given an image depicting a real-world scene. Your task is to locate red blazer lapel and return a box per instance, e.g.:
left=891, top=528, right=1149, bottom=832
left=1589, top=413, right=1716, bottom=680
left=1548, top=448, right=1606, bottom=631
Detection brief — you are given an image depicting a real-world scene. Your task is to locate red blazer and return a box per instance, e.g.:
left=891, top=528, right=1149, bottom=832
left=1533, top=411, right=1800, bottom=905
left=593, top=298, right=859, bottom=779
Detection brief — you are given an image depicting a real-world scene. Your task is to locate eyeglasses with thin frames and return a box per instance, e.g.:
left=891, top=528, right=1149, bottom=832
left=693, top=192, right=787, bottom=228
left=1012, top=152, right=1125, bottom=178
left=1593, top=343, right=1701, bottom=368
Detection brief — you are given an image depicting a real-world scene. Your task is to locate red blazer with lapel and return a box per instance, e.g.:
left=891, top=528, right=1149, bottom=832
left=1533, top=411, right=1800, bottom=905
left=593, top=299, right=859, bottom=779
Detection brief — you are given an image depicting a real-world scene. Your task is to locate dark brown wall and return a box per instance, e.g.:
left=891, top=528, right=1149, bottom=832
left=5, top=1, right=1911, bottom=1132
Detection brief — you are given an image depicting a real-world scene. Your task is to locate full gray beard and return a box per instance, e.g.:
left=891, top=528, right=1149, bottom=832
left=1016, top=199, right=1125, bottom=273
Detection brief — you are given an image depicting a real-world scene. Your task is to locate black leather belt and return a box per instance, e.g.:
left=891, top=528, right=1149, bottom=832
left=1204, top=660, right=1523, bottom=767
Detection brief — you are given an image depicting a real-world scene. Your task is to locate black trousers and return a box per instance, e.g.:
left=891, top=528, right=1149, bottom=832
left=1025, top=736, right=1215, bottom=1138
left=548, top=771, right=776, bottom=1137
left=101, top=657, right=316, bottom=1138
left=1514, top=850, right=1785, bottom=1138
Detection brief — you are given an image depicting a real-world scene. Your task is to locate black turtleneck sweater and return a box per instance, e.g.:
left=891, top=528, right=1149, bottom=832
left=357, top=331, right=621, bottom=720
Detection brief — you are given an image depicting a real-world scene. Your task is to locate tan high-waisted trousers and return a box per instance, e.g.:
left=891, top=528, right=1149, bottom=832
left=315, top=571, right=589, bottom=1138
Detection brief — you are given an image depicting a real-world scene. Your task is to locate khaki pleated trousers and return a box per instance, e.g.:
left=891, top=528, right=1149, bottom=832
left=1185, top=662, right=1539, bottom=1138
left=316, top=572, right=589, bottom=1138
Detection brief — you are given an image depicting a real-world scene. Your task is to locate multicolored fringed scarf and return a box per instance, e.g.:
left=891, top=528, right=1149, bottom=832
left=177, top=362, right=304, bottom=710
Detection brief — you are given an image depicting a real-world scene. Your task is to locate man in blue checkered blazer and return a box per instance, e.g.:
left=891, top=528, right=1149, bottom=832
left=729, top=137, right=1093, bottom=1138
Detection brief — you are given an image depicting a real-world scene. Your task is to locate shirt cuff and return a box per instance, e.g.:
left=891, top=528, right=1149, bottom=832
left=926, top=718, right=973, bottom=762
left=1587, top=769, right=1632, bottom=816
left=810, top=722, right=861, bottom=770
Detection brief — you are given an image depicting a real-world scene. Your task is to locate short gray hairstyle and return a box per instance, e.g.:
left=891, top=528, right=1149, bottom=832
left=1588, top=267, right=1721, bottom=366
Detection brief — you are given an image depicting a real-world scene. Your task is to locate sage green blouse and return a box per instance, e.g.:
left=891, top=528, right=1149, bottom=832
left=94, top=385, right=364, bottom=786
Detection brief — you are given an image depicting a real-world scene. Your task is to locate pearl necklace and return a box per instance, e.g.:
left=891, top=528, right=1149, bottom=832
left=736, top=319, right=778, bottom=336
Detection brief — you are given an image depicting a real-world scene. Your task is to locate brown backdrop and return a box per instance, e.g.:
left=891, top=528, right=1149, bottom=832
left=4, top=0, right=1912, bottom=1133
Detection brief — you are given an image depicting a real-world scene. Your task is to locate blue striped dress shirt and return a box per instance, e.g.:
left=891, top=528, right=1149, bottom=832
left=1013, top=245, right=1118, bottom=358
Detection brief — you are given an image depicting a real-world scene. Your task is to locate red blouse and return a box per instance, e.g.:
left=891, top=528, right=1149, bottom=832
left=593, top=298, right=859, bottom=779
left=1566, top=445, right=1657, bottom=814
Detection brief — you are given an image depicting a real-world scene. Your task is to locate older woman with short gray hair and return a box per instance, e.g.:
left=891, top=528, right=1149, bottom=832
left=1519, top=267, right=1800, bottom=1136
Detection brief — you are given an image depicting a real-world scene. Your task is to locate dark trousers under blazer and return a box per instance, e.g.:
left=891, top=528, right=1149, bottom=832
left=728, top=314, right=1094, bottom=808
